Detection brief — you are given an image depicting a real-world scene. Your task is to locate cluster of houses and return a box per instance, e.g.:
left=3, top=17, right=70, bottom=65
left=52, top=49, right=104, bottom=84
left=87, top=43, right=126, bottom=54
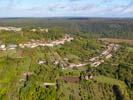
left=68, top=63, right=88, bottom=69
left=18, top=35, right=74, bottom=48
left=0, top=35, right=74, bottom=51
left=48, top=58, right=88, bottom=69
left=31, top=28, right=49, bottom=33
left=0, top=26, right=22, bottom=32
left=59, top=44, right=120, bottom=69
left=0, top=44, right=18, bottom=51
left=89, top=43, right=120, bottom=67
left=60, top=43, right=120, bottom=69
left=43, top=43, right=120, bottom=70
left=0, top=26, right=49, bottom=32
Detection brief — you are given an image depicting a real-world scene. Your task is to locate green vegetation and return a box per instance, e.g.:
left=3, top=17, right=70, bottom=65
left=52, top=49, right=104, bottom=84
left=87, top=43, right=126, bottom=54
left=0, top=25, right=132, bottom=100
left=0, top=27, right=64, bottom=44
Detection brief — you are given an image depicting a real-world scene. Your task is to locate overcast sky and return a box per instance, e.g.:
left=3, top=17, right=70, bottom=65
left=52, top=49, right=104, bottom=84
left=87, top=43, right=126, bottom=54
left=0, top=0, right=133, bottom=18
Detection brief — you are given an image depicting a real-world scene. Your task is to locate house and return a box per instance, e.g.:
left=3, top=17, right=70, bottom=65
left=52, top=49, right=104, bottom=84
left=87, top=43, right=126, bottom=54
left=85, top=75, right=93, bottom=80
left=64, top=58, right=69, bottom=61
left=45, top=28, right=49, bottom=33
left=44, top=82, right=56, bottom=88
left=53, top=60, right=59, bottom=65
left=89, top=56, right=99, bottom=62
left=91, top=61, right=102, bottom=67
left=7, top=44, right=17, bottom=50
left=113, top=44, right=120, bottom=51
left=76, top=63, right=87, bottom=67
left=62, top=67, right=65, bottom=70
left=68, top=63, right=87, bottom=68
left=106, top=54, right=112, bottom=59
left=40, top=28, right=49, bottom=33
left=44, top=83, right=56, bottom=86
left=31, top=29, right=36, bottom=32
left=0, top=44, right=6, bottom=51
left=19, top=44, right=25, bottom=48
left=45, top=43, right=54, bottom=47
left=0, top=44, right=5, bottom=49
left=102, top=50, right=109, bottom=56
left=38, top=60, right=46, bottom=65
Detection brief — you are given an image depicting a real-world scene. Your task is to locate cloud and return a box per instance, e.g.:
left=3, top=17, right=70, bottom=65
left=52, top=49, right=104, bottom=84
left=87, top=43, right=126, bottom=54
left=48, top=3, right=68, bottom=11
left=3, top=0, right=21, bottom=10
left=48, top=2, right=96, bottom=12
left=0, top=0, right=133, bottom=17
left=71, top=4, right=95, bottom=11
left=121, top=0, right=133, bottom=11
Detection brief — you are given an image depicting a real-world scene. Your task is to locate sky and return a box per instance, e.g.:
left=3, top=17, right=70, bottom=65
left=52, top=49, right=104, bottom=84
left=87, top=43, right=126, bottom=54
left=0, top=0, right=133, bottom=18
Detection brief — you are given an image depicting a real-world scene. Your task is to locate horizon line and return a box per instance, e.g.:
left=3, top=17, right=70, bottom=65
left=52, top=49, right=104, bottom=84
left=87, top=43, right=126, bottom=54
left=0, top=16, right=133, bottom=19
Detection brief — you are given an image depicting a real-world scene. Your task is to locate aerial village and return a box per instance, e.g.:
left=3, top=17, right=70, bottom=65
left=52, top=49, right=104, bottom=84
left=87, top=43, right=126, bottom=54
left=0, top=26, right=22, bottom=32
left=0, top=26, right=74, bottom=50
left=0, top=34, right=74, bottom=50
left=0, top=26, right=121, bottom=87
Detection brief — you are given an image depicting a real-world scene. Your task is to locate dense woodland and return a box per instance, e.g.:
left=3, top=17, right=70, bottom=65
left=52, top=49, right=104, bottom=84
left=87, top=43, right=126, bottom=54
left=0, top=18, right=133, bottom=39
left=0, top=18, right=133, bottom=100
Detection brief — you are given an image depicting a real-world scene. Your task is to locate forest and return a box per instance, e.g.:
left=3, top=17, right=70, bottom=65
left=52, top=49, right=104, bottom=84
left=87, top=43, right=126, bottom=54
left=0, top=18, right=133, bottom=39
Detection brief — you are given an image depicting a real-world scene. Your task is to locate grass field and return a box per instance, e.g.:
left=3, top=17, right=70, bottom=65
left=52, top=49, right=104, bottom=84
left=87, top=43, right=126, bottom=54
left=126, top=47, right=133, bottom=52
left=99, top=38, right=133, bottom=45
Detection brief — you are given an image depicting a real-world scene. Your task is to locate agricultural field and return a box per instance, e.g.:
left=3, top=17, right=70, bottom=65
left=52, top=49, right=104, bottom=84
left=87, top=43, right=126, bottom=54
left=99, top=38, right=133, bottom=45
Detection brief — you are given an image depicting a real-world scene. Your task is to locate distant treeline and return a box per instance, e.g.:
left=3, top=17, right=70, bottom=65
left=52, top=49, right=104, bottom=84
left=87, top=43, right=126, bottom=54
left=0, top=18, right=133, bottom=39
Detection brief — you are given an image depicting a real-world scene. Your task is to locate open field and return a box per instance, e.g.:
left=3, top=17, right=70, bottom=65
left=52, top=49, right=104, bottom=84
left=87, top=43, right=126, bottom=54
left=99, top=38, right=133, bottom=45
left=126, top=47, right=133, bottom=52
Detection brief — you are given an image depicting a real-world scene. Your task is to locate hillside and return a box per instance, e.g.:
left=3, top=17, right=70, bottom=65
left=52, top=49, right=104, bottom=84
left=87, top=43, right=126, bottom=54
left=0, top=18, right=133, bottom=39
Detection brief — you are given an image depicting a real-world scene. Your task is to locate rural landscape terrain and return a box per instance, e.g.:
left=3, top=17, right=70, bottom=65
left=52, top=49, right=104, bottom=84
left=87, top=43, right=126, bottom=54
left=0, top=18, right=132, bottom=100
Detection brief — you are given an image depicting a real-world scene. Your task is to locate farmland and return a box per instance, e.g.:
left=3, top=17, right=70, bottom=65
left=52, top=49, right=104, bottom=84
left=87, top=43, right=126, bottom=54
left=99, top=38, right=133, bottom=45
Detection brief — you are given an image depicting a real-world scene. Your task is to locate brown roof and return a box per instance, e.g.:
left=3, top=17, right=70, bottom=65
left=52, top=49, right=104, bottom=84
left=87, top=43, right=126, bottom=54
left=60, top=76, right=80, bottom=83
